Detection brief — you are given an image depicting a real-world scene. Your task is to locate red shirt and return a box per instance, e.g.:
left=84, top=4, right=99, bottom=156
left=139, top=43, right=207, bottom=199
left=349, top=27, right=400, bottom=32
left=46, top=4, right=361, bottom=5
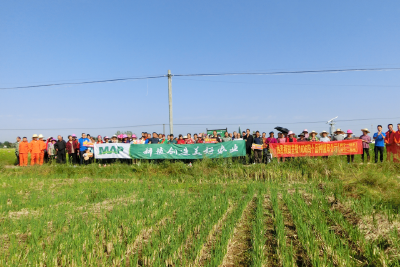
left=177, top=139, right=185, bottom=144
left=185, top=139, right=195, bottom=144
left=196, top=139, right=204, bottom=144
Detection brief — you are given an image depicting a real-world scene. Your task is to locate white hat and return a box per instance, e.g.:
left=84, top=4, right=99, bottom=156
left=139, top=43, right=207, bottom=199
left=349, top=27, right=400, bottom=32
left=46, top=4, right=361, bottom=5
left=38, top=134, right=44, bottom=138
left=32, top=134, right=38, bottom=138
left=334, top=129, right=344, bottom=134
left=309, top=130, right=318, bottom=135
left=183, top=136, right=188, bottom=139
left=361, top=128, right=370, bottom=133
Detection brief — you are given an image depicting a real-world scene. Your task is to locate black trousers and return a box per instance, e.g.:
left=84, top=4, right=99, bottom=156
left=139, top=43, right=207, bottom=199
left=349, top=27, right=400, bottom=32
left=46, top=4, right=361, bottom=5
left=79, top=151, right=85, bottom=165
left=347, top=155, right=354, bottom=163
left=374, top=146, right=384, bottom=163
left=246, top=147, right=252, bottom=163
left=254, top=150, right=262, bottom=163
left=68, top=153, right=77, bottom=164
left=361, top=148, right=370, bottom=162
left=57, top=151, right=66, bottom=164
left=15, top=153, right=20, bottom=165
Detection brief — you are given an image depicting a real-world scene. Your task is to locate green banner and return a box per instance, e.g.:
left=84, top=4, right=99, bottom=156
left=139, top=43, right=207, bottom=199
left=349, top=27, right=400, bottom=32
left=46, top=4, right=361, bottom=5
left=129, top=140, right=246, bottom=159
left=206, top=129, right=227, bottom=136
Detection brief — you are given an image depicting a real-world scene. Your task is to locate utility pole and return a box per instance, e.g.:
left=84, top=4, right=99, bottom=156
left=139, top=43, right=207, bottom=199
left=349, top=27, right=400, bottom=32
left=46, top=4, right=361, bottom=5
left=168, top=70, right=173, bottom=135
left=327, top=116, right=338, bottom=138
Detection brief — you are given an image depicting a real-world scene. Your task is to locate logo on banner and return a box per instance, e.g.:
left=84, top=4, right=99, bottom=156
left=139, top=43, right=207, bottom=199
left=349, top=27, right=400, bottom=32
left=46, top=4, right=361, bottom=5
left=99, top=146, right=124, bottom=155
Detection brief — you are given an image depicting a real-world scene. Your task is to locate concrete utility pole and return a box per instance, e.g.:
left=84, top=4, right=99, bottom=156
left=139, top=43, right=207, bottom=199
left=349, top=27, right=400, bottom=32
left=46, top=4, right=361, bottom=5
left=327, top=116, right=338, bottom=137
left=168, top=70, right=173, bottom=134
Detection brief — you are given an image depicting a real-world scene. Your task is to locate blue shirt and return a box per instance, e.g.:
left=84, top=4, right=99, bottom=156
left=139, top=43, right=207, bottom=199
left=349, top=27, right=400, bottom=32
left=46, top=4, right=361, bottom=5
left=78, top=138, right=90, bottom=151
left=254, top=137, right=262, bottom=144
left=373, top=132, right=386, bottom=147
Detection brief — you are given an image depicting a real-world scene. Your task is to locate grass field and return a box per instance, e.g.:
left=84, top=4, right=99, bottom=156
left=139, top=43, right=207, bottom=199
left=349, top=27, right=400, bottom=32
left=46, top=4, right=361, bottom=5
left=1, top=148, right=400, bottom=266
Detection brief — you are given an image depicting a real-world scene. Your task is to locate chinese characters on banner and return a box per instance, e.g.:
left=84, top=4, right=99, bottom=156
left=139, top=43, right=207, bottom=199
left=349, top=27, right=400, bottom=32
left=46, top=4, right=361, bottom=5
left=251, top=144, right=263, bottom=150
left=269, top=140, right=363, bottom=157
left=129, top=141, right=246, bottom=159
left=204, top=138, right=217, bottom=144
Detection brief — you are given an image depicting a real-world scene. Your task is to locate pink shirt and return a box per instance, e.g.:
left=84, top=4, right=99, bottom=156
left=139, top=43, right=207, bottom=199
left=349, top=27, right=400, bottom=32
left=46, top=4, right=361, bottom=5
left=278, top=138, right=286, bottom=143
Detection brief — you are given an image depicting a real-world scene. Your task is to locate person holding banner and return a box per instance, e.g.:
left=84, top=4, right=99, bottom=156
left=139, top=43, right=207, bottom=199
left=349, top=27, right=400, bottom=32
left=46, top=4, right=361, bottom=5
left=297, top=133, right=307, bottom=142
left=177, top=135, right=185, bottom=144
left=244, top=129, right=253, bottom=163
left=222, top=131, right=232, bottom=142
left=252, top=131, right=263, bottom=164
left=196, top=134, right=204, bottom=143
left=286, top=131, right=297, bottom=143
left=332, top=129, right=345, bottom=141
left=186, top=133, right=195, bottom=144
left=308, top=131, right=319, bottom=142
left=264, top=132, right=276, bottom=163
left=395, top=123, right=400, bottom=162
left=344, top=130, right=356, bottom=163
left=277, top=132, right=286, bottom=162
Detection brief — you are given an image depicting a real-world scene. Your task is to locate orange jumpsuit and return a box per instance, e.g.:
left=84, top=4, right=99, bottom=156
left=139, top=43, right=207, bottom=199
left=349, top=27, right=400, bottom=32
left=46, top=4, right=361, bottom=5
left=385, top=130, right=396, bottom=162
left=19, top=141, right=29, bottom=166
left=39, top=140, right=46, bottom=165
left=29, top=140, right=41, bottom=165
left=394, top=130, right=400, bottom=162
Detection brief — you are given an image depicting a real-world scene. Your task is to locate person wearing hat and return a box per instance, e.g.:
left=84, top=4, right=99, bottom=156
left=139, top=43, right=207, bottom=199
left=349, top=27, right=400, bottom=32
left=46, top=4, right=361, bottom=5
left=29, top=134, right=41, bottom=165
left=103, top=136, right=110, bottom=143
left=302, top=129, right=309, bottom=139
left=308, top=131, right=319, bottom=142
left=286, top=131, right=297, bottom=143
left=297, top=132, right=307, bottom=142
left=47, top=139, right=57, bottom=162
left=344, top=130, right=356, bottom=163
left=332, top=129, right=345, bottom=141
left=19, top=137, right=29, bottom=166
left=360, top=129, right=371, bottom=163
left=319, top=131, right=330, bottom=142
left=38, top=134, right=47, bottom=165
left=373, top=125, right=386, bottom=163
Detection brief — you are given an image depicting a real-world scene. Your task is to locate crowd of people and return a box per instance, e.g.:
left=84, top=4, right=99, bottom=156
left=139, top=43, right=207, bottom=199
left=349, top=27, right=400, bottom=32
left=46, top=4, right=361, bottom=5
left=13, top=123, right=400, bottom=166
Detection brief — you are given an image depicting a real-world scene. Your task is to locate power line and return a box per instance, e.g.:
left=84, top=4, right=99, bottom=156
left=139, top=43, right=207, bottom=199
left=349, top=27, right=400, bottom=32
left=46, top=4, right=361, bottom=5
left=1, top=67, right=400, bottom=90
left=2, top=117, right=399, bottom=131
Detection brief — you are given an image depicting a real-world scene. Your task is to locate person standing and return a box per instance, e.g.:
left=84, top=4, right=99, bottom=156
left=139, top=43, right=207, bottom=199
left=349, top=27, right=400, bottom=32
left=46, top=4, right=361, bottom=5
left=373, top=125, right=386, bottom=163
left=277, top=132, right=286, bottom=163
left=264, top=132, right=277, bottom=163
left=29, top=134, right=41, bottom=166
left=344, top=130, right=356, bottom=163
left=302, top=129, right=309, bottom=139
left=177, top=134, right=185, bottom=144
left=222, top=131, right=232, bottom=142
left=308, top=131, right=319, bottom=142
left=385, top=124, right=397, bottom=162
left=149, top=132, right=159, bottom=144
left=54, top=135, right=67, bottom=164
left=14, top=136, right=21, bottom=166
left=38, top=134, right=46, bottom=165
left=243, top=129, right=253, bottom=163
left=19, top=137, right=29, bottom=166
left=186, top=133, right=195, bottom=144
left=297, top=133, right=307, bottom=142
left=359, top=129, right=371, bottom=163
left=47, top=139, right=57, bottom=162
left=211, top=131, right=222, bottom=143
left=66, top=135, right=79, bottom=164
left=394, top=123, right=400, bottom=162
left=332, top=129, right=345, bottom=141
left=286, top=131, right=297, bottom=143
left=78, top=133, right=90, bottom=165
left=252, top=131, right=263, bottom=164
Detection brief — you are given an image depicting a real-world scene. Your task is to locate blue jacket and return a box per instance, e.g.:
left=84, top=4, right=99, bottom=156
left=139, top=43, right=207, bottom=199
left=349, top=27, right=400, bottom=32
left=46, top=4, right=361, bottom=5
left=79, top=138, right=90, bottom=151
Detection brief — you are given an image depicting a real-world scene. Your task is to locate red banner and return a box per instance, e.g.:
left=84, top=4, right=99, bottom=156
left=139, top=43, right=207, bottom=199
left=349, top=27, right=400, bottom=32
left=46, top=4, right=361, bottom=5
left=269, top=140, right=363, bottom=157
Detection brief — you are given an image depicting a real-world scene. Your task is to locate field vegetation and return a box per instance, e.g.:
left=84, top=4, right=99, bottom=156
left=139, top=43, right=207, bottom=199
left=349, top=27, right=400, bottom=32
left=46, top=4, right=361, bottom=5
left=1, top=148, right=400, bottom=266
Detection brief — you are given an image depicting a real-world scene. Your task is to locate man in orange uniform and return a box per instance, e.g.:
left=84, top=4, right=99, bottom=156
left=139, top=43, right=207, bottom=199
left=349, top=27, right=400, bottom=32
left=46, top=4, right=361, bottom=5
left=29, top=134, right=41, bottom=165
left=385, top=124, right=397, bottom=162
left=19, top=137, right=29, bottom=166
left=38, top=134, right=46, bottom=165
left=394, top=123, right=400, bottom=162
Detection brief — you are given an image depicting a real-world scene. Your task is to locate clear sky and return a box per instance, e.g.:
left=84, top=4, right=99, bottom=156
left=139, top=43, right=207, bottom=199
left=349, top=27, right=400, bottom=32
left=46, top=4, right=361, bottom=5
left=1, top=1, right=400, bottom=142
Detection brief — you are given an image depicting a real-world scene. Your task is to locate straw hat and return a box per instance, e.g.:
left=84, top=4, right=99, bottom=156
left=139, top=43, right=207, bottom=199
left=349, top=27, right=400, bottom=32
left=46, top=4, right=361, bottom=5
left=38, top=134, right=44, bottom=138
left=320, top=130, right=328, bottom=136
left=309, top=130, right=317, bottom=135
left=183, top=136, right=188, bottom=139
left=361, top=128, right=370, bottom=133
left=334, top=129, right=344, bottom=134
left=32, top=134, right=38, bottom=138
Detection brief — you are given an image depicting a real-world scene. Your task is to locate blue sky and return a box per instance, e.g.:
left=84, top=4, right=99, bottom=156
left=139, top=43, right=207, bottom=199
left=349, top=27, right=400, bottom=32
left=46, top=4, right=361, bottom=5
left=1, top=1, right=400, bottom=141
